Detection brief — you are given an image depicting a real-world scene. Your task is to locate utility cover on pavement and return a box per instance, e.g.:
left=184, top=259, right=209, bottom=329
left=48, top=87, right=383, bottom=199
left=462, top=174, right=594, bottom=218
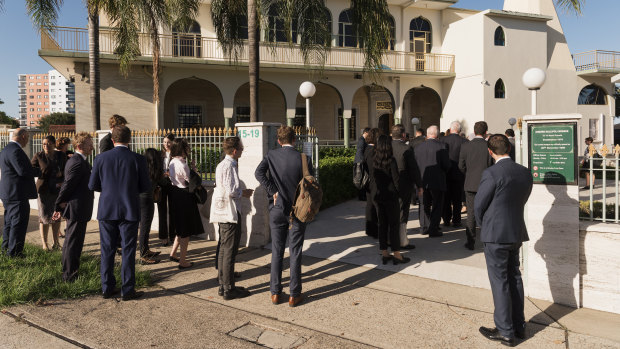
left=229, top=323, right=306, bottom=349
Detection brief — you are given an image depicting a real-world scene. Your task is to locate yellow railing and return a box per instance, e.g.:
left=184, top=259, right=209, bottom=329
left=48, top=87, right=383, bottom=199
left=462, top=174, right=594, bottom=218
left=41, top=26, right=455, bottom=74
left=573, top=50, right=620, bottom=72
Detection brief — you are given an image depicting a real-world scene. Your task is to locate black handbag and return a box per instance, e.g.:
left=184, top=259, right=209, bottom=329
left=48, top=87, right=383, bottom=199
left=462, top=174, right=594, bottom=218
left=353, top=162, right=370, bottom=190
left=189, top=170, right=208, bottom=204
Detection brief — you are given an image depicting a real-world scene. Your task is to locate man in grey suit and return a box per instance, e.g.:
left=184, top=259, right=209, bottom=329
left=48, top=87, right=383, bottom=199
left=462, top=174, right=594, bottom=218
left=414, top=126, right=450, bottom=237
left=475, top=134, right=532, bottom=347
left=391, top=125, right=421, bottom=249
left=458, top=121, right=493, bottom=250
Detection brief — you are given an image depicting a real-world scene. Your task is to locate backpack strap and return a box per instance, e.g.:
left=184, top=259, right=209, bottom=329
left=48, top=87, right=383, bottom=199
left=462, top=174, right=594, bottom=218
left=301, top=153, right=310, bottom=178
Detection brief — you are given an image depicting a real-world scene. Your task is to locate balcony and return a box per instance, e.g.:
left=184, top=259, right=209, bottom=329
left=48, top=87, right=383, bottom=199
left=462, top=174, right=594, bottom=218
left=41, top=26, right=455, bottom=76
left=573, top=50, right=620, bottom=76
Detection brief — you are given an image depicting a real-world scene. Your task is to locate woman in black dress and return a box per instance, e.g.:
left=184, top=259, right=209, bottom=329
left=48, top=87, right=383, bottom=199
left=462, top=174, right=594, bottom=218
left=139, top=148, right=165, bottom=264
left=363, top=128, right=380, bottom=238
left=168, top=138, right=204, bottom=269
left=158, top=133, right=176, bottom=246
left=372, top=135, right=410, bottom=265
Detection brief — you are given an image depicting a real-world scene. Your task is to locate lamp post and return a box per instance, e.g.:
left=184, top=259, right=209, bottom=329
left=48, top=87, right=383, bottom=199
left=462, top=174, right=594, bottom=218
left=522, top=68, right=546, bottom=116
left=411, top=117, right=420, bottom=136
left=299, top=81, right=316, bottom=130
left=508, top=117, right=516, bottom=129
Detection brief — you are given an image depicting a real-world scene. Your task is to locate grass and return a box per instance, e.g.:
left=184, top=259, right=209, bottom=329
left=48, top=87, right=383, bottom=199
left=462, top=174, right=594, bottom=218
left=0, top=240, right=152, bottom=307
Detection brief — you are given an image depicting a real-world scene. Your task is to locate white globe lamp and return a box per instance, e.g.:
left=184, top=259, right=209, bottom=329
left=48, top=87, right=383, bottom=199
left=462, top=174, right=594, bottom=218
left=299, top=82, right=316, bottom=128
left=522, top=68, right=546, bottom=115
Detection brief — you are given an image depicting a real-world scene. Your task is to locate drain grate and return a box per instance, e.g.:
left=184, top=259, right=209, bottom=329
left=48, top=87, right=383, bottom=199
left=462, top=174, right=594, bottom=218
left=229, top=323, right=307, bottom=349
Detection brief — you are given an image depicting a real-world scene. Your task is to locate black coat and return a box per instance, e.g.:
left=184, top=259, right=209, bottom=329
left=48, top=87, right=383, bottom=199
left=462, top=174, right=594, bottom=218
left=363, top=146, right=399, bottom=203
left=0, top=142, right=39, bottom=202
left=442, top=134, right=468, bottom=181
left=392, top=139, right=421, bottom=197
left=99, top=133, right=114, bottom=153
left=414, top=138, right=451, bottom=191
left=458, top=138, right=493, bottom=192
left=475, top=158, right=533, bottom=243
left=55, top=154, right=94, bottom=222
left=354, top=136, right=367, bottom=164
left=409, top=136, right=425, bottom=149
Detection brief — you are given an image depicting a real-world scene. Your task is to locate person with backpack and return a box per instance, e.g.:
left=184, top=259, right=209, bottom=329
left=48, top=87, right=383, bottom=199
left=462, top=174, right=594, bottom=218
left=255, top=126, right=314, bottom=307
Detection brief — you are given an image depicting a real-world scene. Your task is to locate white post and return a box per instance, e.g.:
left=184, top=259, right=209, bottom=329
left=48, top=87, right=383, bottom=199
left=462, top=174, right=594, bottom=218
left=306, top=97, right=311, bottom=129
left=531, top=89, right=538, bottom=116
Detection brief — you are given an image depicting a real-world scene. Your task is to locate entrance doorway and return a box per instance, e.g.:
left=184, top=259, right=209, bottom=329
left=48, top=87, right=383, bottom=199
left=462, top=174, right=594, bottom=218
left=378, top=113, right=393, bottom=136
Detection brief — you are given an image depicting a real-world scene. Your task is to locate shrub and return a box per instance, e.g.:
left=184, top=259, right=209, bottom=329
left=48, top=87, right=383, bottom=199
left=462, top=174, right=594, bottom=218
left=579, top=200, right=616, bottom=219
left=319, top=155, right=357, bottom=209
left=319, top=147, right=356, bottom=159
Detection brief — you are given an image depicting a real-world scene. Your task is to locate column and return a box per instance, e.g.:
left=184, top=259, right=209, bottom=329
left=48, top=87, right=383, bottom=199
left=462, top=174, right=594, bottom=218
left=343, top=109, right=352, bottom=148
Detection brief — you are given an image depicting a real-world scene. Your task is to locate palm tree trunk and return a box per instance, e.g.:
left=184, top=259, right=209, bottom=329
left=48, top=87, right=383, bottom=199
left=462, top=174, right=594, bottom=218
left=88, top=4, right=101, bottom=130
left=248, top=0, right=259, bottom=122
left=151, top=24, right=161, bottom=105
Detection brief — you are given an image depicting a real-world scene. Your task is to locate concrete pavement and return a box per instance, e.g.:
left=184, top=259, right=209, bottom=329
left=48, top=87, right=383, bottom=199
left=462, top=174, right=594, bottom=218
left=2, top=202, right=620, bottom=349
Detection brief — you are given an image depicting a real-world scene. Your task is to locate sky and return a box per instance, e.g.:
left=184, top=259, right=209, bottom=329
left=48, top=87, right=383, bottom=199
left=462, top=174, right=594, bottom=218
left=1, top=0, right=619, bottom=119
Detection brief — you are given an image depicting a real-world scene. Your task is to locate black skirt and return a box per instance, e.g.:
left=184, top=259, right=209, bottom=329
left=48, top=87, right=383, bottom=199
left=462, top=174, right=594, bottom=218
left=168, top=186, right=204, bottom=238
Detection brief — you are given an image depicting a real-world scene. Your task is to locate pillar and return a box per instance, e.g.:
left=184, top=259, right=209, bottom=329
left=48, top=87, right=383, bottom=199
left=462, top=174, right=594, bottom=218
left=343, top=109, right=352, bottom=148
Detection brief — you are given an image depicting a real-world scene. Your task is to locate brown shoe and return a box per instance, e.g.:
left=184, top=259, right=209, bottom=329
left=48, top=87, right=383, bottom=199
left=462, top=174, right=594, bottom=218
left=288, top=294, right=304, bottom=307
left=140, top=257, right=159, bottom=265
left=271, top=293, right=280, bottom=305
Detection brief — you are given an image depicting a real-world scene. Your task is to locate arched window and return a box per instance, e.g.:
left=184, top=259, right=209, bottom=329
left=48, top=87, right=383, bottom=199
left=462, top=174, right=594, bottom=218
left=303, top=8, right=332, bottom=45
left=578, top=84, right=607, bottom=105
left=409, top=17, right=432, bottom=53
left=338, top=9, right=359, bottom=48
left=235, top=15, right=248, bottom=40
left=172, top=21, right=201, bottom=57
left=495, top=79, right=506, bottom=99
left=267, top=6, right=296, bottom=43
left=386, top=16, right=396, bottom=51
left=494, top=26, right=505, bottom=46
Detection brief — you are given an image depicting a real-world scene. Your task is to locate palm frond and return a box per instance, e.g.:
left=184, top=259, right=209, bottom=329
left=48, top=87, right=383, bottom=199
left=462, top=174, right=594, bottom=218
left=25, top=0, right=63, bottom=33
left=211, top=0, right=247, bottom=61
left=351, top=0, right=392, bottom=79
left=293, top=0, right=331, bottom=68
left=105, top=0, right=141, bottom=76
left=168, top=0, right=200, bottom=31
left=555, top=0, right=583, bottom=14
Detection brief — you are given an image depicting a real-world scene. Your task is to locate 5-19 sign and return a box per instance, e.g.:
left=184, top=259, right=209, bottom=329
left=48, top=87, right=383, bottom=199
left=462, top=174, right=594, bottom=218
left=240, top=129, right=260, bottom=139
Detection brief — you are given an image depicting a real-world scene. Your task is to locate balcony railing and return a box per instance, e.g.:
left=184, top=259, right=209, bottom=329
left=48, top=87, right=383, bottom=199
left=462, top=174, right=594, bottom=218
left=573, top=50, right=620, bottom=73
left=41, top=26, right=455, bottom=74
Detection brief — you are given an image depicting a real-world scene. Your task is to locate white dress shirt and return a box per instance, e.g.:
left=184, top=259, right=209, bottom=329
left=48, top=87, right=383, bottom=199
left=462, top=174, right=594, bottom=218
left=215, top=155, right=242, bottom=207
left=169, top=157, right=190, bottom=188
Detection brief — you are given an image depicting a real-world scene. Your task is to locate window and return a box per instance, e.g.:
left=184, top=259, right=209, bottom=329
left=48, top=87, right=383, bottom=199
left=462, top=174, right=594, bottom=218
left=44, top=82, right=48, bottom=86
left=45, top=108, right=49, bottom=111
left=44, top=102, right=48, bottom=105
left=410, top=17, right=432, bottom=53
left=51, top=82, right=56, bottom=86
left=338, top=109, right=357, bottom=140
left=37, top=108, right=41, bottom=111
left=29, top=82, right=34, bottom=86
left=236, top=107, right=250, bottom=123
left=44, top=76, right=47, bottom=79
left=29, top=76, right=34, bottom=79
left=30, top=114, right=34, bottom=118
left=387, top=16, right=396, bottom=51
left=29, top=95, right=34, bottom=99
left=338, top=9, right=359, bottom=48
left=44, top=89, right=48, bottom=92
left=36, top=89, right=41, bottom=92
left=177, top=105, right=202, bottom=128
left=52, top=108, right=56, bottom=111
left=29, top=108, right=34, bottom=111
left=29, top=89, right=34, bottom=92
left=44, top=95, right=48, bottom=98
left=52, top=102, right=56, bottom=105
left=578, top=84, right=607, bottom=105
left=30, top=121, right=34, bottom=125
left=37, top=95, right=41, bottom=99
left=29, top=102, right=34, bottom=105
left=267, top=5, right=296, bottom=43
left=51, top=76, right=55, bottom=79
left=37, top=82, right=41, bottom=86
left=494, top=26, right=505, bottom=46
left=172, top=21, right=201, bottom=58
left=495, top=79, right=506, bottom=99
left=36, top=76, right=41, bottom=79
left=51, top=95, right=56, bottom=99
left=37, top=114, right=41, bottom=117
left=37, top=102, right=42, bottom=105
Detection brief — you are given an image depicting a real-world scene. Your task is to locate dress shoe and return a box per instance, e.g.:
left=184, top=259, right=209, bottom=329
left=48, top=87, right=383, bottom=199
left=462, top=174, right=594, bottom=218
left=102, top=287, right=121, bottom=299
left=218, top=285, right=224, bottom=296
left=581, top=186, right=590, bottom=190
left=400, top=244, right=416, bottom=250
left=515, top=324, right=526, bottom=339
left=421, top=229, right=429, bottom=235
left=145, top=250, right=161, bottom=258
left=464, top=242, right=475, bottom=251
left=393, top=256, right=411, bottom=265
left=223, top=287, right=251, bottom=300
left=234, top=271, right=242, bottom=278
left=140, top=257, right=159, bottom=265
left=271, top=293, right=283, bottom=305
left=121, top=291, right=144, bottom=301
left=178, top=262, right=194, bottom=270
left=169, top=255, right=180, bottom=262
left=289, top=294, right=304, bottom=307
left=479, top=327, right=515, bottom=347
left=381, top=255, right=392, bottom=265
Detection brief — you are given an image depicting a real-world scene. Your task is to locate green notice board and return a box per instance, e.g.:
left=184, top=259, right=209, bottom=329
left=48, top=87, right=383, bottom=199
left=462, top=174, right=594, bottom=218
left=528, top=123, right=577, bottom=185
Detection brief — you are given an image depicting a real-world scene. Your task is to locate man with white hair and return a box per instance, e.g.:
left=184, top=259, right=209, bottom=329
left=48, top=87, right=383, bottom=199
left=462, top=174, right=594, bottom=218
left=441, top=121, right=468, bottom=227
left=414, top=126, right=451, bottom=237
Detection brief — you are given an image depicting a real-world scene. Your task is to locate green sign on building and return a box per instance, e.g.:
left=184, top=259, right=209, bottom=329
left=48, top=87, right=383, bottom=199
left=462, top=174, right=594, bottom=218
left=528, top=123, right=578, bottom=185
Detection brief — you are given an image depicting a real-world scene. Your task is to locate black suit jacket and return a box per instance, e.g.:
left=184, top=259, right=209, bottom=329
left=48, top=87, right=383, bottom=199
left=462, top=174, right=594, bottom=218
left=255, top=146, right=313, bottom=216
left=508, top=137, right=516, bottom=161
left=0, top=142, right=39, bottom=202
left=458, top=138, right=493, bottom=192
left=414, top=138, right=451, bottom=191
left=99, top=133, right=114, bottom=153
left=475, top=158, right=533, bottom=243
left=354, top=136, right=367, bottom=164
left=55, top=154, right=94, bottom=222
left=442, top=134, right=468, bottom=181
left=410, top=136, right=425, bottom=149
left=392, top=139, right=421, bottom=197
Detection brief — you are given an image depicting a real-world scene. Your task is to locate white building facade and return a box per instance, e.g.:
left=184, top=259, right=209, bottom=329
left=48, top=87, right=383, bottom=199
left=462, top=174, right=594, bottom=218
left=48, top=69, right=76, bottom=115
left=38, top=0, right=618, bottom=153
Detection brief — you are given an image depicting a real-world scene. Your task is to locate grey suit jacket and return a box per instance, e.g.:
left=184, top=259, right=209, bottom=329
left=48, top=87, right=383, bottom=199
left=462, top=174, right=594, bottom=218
left=474, top=158, right=533, bottom=243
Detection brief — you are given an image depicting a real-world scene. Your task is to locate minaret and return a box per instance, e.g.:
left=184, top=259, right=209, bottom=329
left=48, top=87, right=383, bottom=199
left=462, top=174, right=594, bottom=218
left=503, top=0, right=541, bottom=14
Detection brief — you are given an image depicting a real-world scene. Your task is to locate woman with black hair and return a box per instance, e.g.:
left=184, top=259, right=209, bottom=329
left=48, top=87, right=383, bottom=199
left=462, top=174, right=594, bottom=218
left=138, top=148, right=165, bottom=264
left=363, top=128, right=380, bottom=239
left=372, top=134, right=410, bottom=265
left=158, top=133, right=176, bottom=246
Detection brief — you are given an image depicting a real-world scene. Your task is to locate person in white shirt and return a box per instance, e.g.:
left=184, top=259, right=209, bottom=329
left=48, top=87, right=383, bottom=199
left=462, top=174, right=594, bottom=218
left=215, top=137, right=253, bottom=300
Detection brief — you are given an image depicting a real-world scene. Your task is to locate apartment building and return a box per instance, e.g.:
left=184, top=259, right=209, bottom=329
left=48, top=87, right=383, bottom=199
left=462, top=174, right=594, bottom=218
left=37, top=0, right=618, bottom=153
left=17, top=70, right=76, bottom=128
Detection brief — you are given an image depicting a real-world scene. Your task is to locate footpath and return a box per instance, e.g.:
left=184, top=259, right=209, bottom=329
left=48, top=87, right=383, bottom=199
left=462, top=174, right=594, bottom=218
left=2, top=200, right=620, bottom=349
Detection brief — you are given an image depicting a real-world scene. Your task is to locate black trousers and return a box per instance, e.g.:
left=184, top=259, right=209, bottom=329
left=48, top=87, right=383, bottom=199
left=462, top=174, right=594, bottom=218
left=375, top=200, right=400, bottom=252
left=419, top=188, right=444, bottom=235
left=399, top=189, right=412, bottom=224
left=443, top=179, right=464, bottom=225
left=1, top=200, right=30, bottom=257
left=217, top=212, right=242, bottom=291
left=62, top=219, right=88, bottom=281
left=139, top=195, right=155, bottom=256
left=157, top=185, right=176, bottom=241
left=484, top=242, right=525, bottom=339
left=465, top=191, right=477, bottom=243
left=365, top=191, right=378, bottom=238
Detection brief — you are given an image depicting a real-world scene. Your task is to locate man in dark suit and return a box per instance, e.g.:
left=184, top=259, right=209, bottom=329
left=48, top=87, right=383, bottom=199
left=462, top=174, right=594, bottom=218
left=475, top=134, right=532, bottom=347
left=99, top=114, right=127, bottom=153
left=53, top=132, right=95, bottom=282
left=458, top=121, right=493, bottom=250
left=409, top=129, right=425, bottom=149
left=505, top=129, right=516, bottom=161
left=441, top=121, right=468, bottom=227
left=89, top=125, right=150, bottom=301
left=391, top=124, right=421, bottom=249
left=354, top=128, right=370, bottom=201
left=414, top=126, right=450, bottom=237
left=255, top=126, right=313, bottom=307
left=0, top=128, right=40, bottom=257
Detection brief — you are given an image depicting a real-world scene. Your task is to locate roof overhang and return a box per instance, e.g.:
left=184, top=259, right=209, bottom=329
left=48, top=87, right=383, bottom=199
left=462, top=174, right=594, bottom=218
left=481, top=9, right=553, bottom=22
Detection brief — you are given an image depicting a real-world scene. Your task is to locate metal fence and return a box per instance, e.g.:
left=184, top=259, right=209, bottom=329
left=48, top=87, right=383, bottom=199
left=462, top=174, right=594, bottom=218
left=0, top=131, right=10, bottom=150
left=26, top=127, right=320, bottom=182
left=582, top=143, right=620, bottom=223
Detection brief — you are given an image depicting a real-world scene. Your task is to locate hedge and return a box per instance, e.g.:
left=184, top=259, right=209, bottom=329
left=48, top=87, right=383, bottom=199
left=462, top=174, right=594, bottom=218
left=319, top=147, right=356, bottom=159
left=579, top=200, right=616, bottom=219
left=319, top=155, right=357, bottom=209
